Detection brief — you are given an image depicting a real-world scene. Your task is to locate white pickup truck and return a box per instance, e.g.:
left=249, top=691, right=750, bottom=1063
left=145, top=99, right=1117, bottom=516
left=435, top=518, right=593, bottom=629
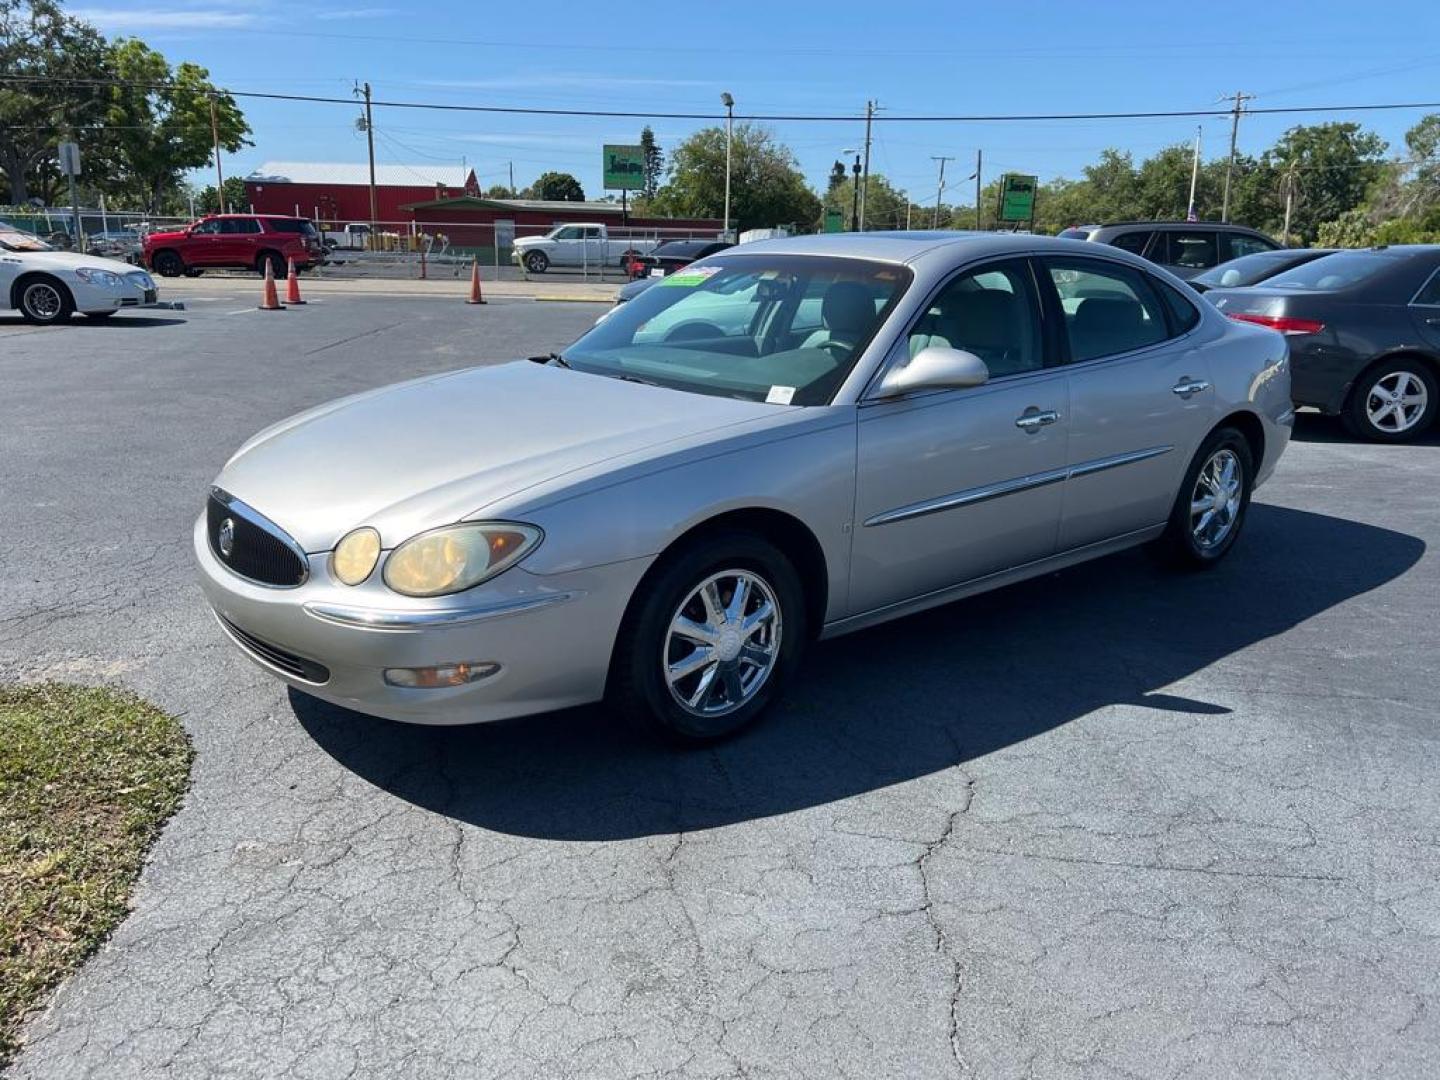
left=511, top=223, right=659, bottom=274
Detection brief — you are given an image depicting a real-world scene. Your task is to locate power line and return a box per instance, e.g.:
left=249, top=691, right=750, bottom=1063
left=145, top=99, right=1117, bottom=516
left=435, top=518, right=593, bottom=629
left=1, top=75, right=1438, bottom=123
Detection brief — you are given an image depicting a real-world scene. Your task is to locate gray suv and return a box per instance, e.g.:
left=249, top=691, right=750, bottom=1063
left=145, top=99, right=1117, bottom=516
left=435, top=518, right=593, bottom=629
left=1057, top=222, right=1280, bottom=280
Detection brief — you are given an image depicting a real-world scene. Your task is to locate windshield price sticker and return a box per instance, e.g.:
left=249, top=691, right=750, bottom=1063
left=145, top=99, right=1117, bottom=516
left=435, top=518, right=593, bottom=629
left=661, top=265, right=722, bottom=287
left=765, top=385, right=796, bottom=405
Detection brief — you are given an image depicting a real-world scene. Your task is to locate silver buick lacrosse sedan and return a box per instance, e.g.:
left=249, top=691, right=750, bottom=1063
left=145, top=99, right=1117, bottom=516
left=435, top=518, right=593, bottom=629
left=197, top=233, right=1291, bottom=741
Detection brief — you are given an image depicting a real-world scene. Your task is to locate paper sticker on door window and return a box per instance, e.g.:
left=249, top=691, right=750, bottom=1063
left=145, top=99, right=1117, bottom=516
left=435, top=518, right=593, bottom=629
left=765, top=385, right=796, bottom=405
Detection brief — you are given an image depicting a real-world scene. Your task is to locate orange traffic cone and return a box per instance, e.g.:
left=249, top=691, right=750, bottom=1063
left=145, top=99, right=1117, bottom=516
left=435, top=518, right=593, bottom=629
left=258, top=259, right=283, bottom=310
left=285, top=257, right=306, bottom=304
left=466, top=256, right=486, bottom=305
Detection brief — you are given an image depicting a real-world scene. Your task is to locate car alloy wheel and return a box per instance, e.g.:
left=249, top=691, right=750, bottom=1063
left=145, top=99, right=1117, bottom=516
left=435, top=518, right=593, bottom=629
left=663, top=569, right=782, bottom=718
left=524, top=251, right=548, bottom=274
left=20, top=280, right=71, bottom=324
left=1190, top=448, right=1243, bottom=550
left=1364, top=370, right=1429, bottom=435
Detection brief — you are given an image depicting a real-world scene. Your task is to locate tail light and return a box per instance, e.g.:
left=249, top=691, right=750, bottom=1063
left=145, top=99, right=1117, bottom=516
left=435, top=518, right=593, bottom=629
left=1226, top=312, right=1325, bottom=336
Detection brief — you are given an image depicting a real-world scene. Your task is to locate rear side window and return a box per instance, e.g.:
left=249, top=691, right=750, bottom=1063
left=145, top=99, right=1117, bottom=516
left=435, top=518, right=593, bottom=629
left=1155, top=278, right=1201, bottom=333
left=1267, top=252, right=1395, bottom=291
left=1413, top=269, right=1440, bottom=305
left=1163, top=231, right=1220, bottom=270
left=1044, top=259, right=1169, bottom=362
left=220, top=218, right=261, bottom=235
left=1110, top=231, right=1151, bottom=255
left=1227, top=232, right=1274, bottom=258
left=267, top=219, right=317, bottom=236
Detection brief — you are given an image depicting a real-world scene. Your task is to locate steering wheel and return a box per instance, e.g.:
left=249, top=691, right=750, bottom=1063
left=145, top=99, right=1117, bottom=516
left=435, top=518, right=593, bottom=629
left=663, top=320, right=726, bottom=343
left=815, top=337, right=855, bottom=359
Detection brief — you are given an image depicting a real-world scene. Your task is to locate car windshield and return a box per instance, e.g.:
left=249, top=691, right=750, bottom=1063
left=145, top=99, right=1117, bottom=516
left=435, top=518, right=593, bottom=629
left=0, top=228, right=53, bottom=252
left=1265, top=251, right=1399, bottom=291
left=565, top=254, right=912, bottom=405
left=1194, top=251, right=1309, bottom=289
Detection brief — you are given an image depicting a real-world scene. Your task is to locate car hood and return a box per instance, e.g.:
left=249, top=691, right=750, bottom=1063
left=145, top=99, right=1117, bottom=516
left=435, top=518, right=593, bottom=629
left=143, top=229, right=188, bottom=245
left=11, top=250, right=144, bottom=276
left=216, top=360, right=774, bottom=552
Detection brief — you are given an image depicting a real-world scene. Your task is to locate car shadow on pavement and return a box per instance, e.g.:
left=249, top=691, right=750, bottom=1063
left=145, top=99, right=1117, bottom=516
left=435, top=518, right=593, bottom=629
left=1291, top=410, right=1440, bottom=446
left=0, top=316, right=186, bottom=329
left=294, top=505, right=1424, bottom=841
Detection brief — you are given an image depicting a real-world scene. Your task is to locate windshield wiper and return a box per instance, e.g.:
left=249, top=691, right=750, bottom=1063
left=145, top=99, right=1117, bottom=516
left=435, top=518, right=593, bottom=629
left=608, top=373, right=658, bottom=386
left=528, top=352, right=572, bottom=368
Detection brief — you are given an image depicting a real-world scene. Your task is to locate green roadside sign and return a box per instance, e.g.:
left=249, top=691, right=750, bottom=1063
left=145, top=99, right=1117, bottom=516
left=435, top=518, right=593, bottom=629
left=997, top=173, right=1037, bottom=223
left=603, top=144, right=645, bottom=191
left=823, top=209, right=845, bottom=233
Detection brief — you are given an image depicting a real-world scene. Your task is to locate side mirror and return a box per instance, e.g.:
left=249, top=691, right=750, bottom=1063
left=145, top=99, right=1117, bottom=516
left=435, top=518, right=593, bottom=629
left=876, top=346, right=990, bottom=397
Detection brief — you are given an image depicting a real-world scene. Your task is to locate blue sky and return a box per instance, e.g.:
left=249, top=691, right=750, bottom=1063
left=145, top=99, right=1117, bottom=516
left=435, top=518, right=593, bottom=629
left=74, top=0, right=1440, bottom=205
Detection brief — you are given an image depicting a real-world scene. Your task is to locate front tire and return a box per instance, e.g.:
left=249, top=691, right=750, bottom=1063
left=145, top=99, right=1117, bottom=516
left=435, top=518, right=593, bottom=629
left=523, top=250, right=549, bottom=274
left=610, top=532, right=807, bottom=743
left=1153, top=427, right=1254, bottom=570
left=17, top=276, right=75, bottom=325
left=1343, top=359, right=1436, bottom=442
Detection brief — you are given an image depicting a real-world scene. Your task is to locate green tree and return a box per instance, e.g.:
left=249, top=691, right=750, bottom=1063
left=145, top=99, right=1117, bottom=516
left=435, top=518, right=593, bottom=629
left=196, top=176, right=246, bottom=214
left=528, top=171, right=584, bottom=201
left=824, top=173, right=910, bottom=230
left=0, top=0, right=111, bottom=204
left=99, top=39, right=249, bottom=212
left=482, top=183, right=513, bottom=199
left=1403, top=113, right=1440, bottom=214
left=651, top=123, right=820, bottom=232
left=639, top=125, right=662, bottom=200
left=1262, top=122, right=1388, bottom=243
left=827, top=160, right=847, bottom=192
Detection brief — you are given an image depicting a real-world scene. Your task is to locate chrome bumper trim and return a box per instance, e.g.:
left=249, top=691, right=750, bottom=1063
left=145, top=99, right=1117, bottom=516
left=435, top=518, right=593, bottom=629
left=302, top=591, right=579, bottom=631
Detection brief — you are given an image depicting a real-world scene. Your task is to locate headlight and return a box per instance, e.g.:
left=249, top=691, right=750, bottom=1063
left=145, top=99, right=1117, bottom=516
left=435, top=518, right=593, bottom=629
left=383, top=522, right=542, bottom=597
left=74, top=267, right=122, bottom=287
left=331, top=527, right=381, bottom=585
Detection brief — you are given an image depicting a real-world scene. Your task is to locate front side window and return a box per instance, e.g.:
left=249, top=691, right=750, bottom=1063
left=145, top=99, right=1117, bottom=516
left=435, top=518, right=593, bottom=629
left=1411, top=268, right=1440, bottom=306
left=906, top=260, right=1043, bottom=377
left=192, top=219, right=221, bottom=235
left=552, top=226, right=582, bottom=240
left=1044, top=259, right=1169, bottom=362
left=566, top=255, right=911, bottom=405
left=1110, top=231, right=1151, bottom=256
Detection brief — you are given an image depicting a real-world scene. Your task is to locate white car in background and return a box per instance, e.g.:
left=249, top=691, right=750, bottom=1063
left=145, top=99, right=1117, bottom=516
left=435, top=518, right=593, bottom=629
left=0, top=227, right=168, bottom=325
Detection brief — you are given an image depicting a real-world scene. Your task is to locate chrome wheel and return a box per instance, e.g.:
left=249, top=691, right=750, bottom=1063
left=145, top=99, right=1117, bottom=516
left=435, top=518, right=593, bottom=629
left=1190, top=448, right=1243, bottom=550
left=664, top=569, right=782, bottom=718
left=22, top=281, right=63, bottom=321
left=1365, top=371, right=1429, bottom=434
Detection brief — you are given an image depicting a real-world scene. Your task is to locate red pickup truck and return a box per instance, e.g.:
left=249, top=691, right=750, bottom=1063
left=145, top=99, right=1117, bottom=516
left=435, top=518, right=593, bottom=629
left=143, top=214, right=325, bottom=277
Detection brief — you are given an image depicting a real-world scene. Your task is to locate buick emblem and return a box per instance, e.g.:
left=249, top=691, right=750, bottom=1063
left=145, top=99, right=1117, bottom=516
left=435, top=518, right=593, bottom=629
left=218, top=518, right=235, bottom=558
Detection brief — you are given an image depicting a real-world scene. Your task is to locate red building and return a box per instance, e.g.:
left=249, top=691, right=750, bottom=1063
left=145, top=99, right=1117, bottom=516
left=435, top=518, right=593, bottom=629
left=401, top=195, right=723, bottom=249
left=242, top=161, right=479, bottom=224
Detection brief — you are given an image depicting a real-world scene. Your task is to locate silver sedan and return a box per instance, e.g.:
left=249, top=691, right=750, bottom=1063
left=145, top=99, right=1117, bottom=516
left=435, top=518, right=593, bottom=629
left=197, top=233, right=1292, bottom=741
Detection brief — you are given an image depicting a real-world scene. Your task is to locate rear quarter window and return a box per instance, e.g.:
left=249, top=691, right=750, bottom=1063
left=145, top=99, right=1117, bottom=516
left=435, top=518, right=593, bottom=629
left=1267, top=252, right=1398, bottom=291
left=1155, top=278, right=1201, bottom=333
left=266, top=219, right=316, bottom=235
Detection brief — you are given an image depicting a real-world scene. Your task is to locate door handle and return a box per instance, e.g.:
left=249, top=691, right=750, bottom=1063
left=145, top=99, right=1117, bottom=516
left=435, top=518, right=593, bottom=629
left=1425, top=316, right=1440, bottom=327
left=1015, top=408, right=1060, bottom=431
left=1172, top=378, right=1211, bottom=398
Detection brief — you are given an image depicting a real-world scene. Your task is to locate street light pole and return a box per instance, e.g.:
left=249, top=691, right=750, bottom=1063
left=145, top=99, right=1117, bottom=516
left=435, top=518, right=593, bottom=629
left=721, top=92, right=734, bottom=241
left=363, top=82, right=378, bottom=245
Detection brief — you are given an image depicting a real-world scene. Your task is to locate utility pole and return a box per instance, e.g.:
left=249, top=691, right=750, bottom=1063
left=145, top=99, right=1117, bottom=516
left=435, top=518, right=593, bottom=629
left=931, top=155, right=954, bottom=228
left=858, top=99, right=877, bottom=231
left=360, top=82, right=377, bottom=246
left=1221, top=90, right=1253, bottom=223
left=1280, top=162, right=1299, bottom=245
left=209, top=93, right=226, bottom=212
left=974, top=149, right=983, bottom=230
left=509, top=161, right=515, bottom=196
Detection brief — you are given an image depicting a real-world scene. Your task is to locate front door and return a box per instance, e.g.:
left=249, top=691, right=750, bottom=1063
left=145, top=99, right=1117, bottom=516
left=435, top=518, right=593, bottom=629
left=1039, top=256, right=1218, bottom=551
left=850, top=258, right=1069, bottom=616
left=187, top=218, right=225, bottom=266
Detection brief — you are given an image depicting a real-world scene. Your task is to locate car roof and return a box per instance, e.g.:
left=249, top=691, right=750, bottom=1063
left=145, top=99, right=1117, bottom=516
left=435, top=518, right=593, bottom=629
left=722, top=230, right=1084, bottom=264
left=1091, top=221, right=1270, bottom=234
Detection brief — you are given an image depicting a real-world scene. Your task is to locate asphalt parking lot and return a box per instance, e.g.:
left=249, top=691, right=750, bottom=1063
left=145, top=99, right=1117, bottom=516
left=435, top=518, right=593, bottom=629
left=2, top=294, right=1438, bottom=1079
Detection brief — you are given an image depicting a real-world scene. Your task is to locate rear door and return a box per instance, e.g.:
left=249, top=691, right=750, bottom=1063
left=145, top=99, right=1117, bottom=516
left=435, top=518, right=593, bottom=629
left=1039, top=256, right=1217, bottom=550
left=850, top=258, right=1069, bottom=614
left=1411, top=266, right=1440, bottom=349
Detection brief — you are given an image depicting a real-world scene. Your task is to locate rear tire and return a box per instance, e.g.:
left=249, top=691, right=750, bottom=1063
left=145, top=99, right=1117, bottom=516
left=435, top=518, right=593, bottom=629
left=1152, top=426, right=1254, bottom=570
left=609, top=531, right=807, bottom=744
left=16, top=276, right=75, bottom=325
left=257, top=251, right=286, bottom=278
left=1342, top=359, right=1437, bottom=443
left=151, top=250, right=184, bottom=277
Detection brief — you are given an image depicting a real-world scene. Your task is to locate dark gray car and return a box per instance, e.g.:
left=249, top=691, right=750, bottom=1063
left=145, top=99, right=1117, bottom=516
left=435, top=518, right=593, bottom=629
left=1059, top=222, right=1280, bottom=279
left=1206, top=245, right=1440, bottom=441
left=1191, top=248, right=1337, bottom=293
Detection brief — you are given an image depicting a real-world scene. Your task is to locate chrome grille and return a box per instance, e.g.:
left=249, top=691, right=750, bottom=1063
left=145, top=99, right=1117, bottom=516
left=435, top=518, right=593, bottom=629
left=206, top=489, right=309, bottom=587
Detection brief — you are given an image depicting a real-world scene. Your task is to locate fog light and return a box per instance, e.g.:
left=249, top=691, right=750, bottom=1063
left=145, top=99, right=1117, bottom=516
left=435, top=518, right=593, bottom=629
left=383, top=661, right=500, bottom=688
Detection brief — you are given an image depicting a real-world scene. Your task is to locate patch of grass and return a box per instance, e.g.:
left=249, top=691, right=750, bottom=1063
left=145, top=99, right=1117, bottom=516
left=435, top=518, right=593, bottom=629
left=0, top=683, right=193, bottom=1067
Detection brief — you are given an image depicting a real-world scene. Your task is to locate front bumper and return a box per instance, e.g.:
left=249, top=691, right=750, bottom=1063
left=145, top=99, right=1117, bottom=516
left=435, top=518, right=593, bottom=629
left=71, top=273, right=181, bottom=314
left=194, top=514, right=650, bottom=725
